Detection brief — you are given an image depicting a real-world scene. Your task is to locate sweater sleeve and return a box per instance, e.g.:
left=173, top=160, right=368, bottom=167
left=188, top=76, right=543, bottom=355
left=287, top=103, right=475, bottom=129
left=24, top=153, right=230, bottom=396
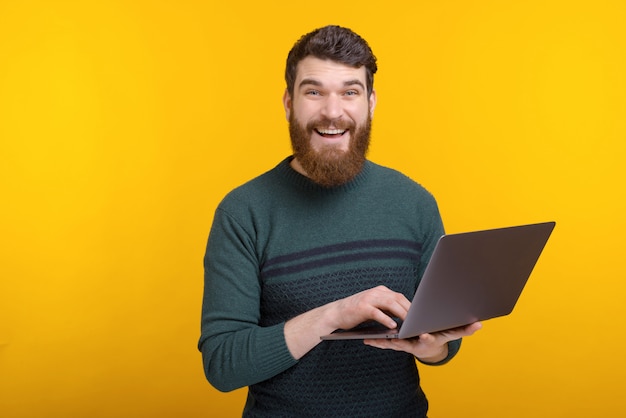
left=198, top=205, right=297, bottom=392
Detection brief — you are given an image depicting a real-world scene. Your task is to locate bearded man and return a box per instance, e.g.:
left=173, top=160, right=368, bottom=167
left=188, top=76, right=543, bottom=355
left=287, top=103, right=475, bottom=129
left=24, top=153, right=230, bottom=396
left=198, top=25, right=480, bottom=418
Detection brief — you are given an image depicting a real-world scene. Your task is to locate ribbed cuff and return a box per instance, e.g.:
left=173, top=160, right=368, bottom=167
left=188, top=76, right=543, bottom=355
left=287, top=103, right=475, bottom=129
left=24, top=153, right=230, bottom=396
left=253, top=322, right=299, bottom=377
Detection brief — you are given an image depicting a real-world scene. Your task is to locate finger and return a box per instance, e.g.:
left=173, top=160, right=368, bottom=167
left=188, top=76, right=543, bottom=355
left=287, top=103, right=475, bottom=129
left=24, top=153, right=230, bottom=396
left=369, top=285, right=411, bottom=310
left=364, top=338, right=403, bottom=351
left=340, top=287, right=412, bottom=329
left=417, top=332, right=437, bottom=345
left=445, top=321, right=483, bottom=338
left=466, top=321, right=483, bottom=334
left=368, top=308, right=401, bottom=329
left=394, top=293, right=411, bottom=312
left=394, top=290, right=412, bottom=311
left=363, top=339, right=386, bottom=349
left=421, top=321, right=483, bottom=343
left=366, top=291, right=411, bottom=327
left=378, top=293, right=411, bottom=321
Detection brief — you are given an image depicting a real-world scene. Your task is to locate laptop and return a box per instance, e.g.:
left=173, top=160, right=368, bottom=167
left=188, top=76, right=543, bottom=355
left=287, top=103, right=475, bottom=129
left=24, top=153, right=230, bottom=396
left=321, top=221, right=556, bottom=340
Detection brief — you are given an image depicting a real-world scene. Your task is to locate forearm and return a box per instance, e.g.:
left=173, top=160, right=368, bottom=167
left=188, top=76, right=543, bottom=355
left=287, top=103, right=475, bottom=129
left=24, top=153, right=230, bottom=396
left=200, top=321, right=297, bottom=392
left=284, top=303, right=339, bottom=360
left=202, top=299, right=340, bottom=391
left=285, top=286, right=411, bottom=359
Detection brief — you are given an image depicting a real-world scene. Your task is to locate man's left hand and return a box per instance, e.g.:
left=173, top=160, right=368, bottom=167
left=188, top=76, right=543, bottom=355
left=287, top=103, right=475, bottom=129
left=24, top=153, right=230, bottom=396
left=364, top=322, right=483, bottom=363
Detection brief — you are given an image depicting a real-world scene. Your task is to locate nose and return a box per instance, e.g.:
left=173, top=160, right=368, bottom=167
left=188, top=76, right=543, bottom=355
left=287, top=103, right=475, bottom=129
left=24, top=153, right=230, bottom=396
left=320, top=94, right=343, bottom=120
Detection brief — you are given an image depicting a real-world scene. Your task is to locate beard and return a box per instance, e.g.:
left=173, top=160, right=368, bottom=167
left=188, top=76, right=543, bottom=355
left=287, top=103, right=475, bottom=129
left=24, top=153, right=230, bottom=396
left=289, top=112, right=372, bottom=188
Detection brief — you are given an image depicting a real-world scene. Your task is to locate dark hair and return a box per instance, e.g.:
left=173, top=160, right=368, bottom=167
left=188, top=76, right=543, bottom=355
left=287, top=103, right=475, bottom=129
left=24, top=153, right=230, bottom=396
left=285, top=25, right=378, bottom=97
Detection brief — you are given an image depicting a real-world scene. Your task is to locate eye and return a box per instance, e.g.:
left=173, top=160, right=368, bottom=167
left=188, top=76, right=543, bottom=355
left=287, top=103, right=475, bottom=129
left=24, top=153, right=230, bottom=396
left=305, top=89, right=321, bottom=96
left=344, top=90, right=359, bottom=96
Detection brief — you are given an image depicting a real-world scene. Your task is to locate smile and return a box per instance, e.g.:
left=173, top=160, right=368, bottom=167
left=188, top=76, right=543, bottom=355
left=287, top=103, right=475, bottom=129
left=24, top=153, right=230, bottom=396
left=315, top=128, right=347, bottom=137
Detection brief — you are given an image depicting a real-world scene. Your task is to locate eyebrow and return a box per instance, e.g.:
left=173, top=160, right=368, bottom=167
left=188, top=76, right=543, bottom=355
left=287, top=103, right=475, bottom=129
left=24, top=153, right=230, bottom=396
left=298, top=78, right=365, bottom=90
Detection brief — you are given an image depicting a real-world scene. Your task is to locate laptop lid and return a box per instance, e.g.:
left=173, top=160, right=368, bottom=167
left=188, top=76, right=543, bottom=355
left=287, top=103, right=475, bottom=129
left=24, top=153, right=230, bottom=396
left=321, top=221, right=555, bottom=340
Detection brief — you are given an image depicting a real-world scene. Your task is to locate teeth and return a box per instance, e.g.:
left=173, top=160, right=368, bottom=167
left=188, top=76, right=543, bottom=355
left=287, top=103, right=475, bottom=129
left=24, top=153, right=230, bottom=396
left=317, top=129, right=345, bottom=135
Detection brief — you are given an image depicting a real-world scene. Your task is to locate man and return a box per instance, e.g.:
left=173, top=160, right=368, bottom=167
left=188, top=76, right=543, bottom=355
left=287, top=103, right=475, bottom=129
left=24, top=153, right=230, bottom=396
left=199, top=25, right=481, bottom=417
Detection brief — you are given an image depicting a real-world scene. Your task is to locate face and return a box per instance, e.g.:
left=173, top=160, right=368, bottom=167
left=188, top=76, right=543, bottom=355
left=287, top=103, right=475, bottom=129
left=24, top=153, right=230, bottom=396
left=283, top=56, right=377, bottom=187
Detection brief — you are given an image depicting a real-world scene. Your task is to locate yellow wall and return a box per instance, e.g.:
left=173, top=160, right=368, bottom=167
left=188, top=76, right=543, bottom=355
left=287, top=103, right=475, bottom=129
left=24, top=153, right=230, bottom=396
left=1, top=1, right=625, bottom=417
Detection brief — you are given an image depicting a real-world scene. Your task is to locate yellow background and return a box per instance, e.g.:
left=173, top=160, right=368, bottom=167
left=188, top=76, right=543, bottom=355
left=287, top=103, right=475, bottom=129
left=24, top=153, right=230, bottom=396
left=1, top=0, right=625, bottom=417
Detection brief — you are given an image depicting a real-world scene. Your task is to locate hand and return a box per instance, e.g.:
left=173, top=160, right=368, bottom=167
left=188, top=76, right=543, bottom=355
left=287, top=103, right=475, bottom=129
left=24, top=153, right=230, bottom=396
left=364, top=322, right=483, bottom=362
left=327, top=285, right=412, bottom=331
left=284, top=285, right=411, bottom=360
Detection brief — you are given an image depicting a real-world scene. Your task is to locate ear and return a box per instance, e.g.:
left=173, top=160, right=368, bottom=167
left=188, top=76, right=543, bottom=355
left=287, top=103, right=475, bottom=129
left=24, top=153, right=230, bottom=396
left=282, top=89, right=292, bottom=121
left=369, top=89, right=377, bottom=118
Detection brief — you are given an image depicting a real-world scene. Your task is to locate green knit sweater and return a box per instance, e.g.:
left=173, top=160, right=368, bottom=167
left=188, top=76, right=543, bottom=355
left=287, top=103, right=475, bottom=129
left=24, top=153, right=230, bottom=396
left=199, top=157, right=461, bottom=417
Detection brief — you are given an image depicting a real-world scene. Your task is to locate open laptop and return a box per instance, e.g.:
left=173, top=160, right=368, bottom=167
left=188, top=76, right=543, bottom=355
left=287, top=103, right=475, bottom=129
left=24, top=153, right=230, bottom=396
left=321, top=221, right=556, bottom=340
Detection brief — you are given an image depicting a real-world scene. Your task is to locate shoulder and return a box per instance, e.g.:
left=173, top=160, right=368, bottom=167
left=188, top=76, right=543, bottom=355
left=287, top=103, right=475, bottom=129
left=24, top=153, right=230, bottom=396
left=365, top=161, right=437, bottom=204
left=216, top=158, right=292, bottom=214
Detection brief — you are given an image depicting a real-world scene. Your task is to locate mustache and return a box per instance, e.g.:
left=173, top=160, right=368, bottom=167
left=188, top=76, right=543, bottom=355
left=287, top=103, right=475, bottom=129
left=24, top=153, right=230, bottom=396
left=306, top=118, right=355, bottom=131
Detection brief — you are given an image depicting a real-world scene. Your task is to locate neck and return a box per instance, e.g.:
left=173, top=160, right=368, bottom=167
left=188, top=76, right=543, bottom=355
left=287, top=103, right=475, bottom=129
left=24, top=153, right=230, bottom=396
left=289, top=157, right=308, bottom=177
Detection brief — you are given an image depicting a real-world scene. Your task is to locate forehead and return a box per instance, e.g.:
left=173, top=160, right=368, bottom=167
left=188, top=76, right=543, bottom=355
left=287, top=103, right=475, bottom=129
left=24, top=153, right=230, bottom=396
left=295, top=56, right=367, bottom=87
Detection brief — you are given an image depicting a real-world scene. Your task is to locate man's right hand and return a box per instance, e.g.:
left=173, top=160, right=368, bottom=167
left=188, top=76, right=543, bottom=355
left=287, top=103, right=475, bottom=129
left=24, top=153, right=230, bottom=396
left=326, top=285, right=411, bottom=331
left=284, top=285, right=411, bottom=360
